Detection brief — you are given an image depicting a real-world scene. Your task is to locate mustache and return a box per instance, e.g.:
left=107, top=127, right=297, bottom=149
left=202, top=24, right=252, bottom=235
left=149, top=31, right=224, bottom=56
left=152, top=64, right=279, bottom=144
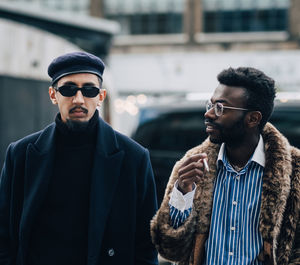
left=205, top=119, right=221, bottom=129
left=69, top=106, right=88, bottom=114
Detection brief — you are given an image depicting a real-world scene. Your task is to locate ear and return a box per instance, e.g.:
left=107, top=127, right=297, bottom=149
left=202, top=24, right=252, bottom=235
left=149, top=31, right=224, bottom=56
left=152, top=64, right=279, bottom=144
left=246, top=111, right=262, bottom=129
left=49, top=86, right=58, bottom=105
left=97, top=89, right=106, bottom=106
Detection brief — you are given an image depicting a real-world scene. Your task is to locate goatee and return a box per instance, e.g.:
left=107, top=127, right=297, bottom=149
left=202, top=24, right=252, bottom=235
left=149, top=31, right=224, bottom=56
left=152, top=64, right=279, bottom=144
left=65, top=119, right=89, bottom=132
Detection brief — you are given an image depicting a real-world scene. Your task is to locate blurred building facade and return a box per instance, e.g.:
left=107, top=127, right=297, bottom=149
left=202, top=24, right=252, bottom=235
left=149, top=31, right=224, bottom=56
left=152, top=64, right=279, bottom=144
left=4, top=0, right=300, bottom=95
left=0, top=0, right=117, bottom=165
left=102, top=0, right=297, bottom=49
left=4, top=0, right=299, bottom=51
left=100, top=0, right=300, bottom=94
left=1, top=0, right=300, bottom=137
left=99, top=0, right=300, bottom=136
left=3, top=0, right=90, bottom=15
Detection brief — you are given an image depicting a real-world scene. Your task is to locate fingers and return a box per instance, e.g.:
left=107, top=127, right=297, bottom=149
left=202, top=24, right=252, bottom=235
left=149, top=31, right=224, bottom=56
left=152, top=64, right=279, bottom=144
left=178, top=154, right=208, bottom=177
left=177, top=153, right=208, bottom=194
left=180, top=153, right=207, bottom=168
left=180, top=171, right=202, bottom=185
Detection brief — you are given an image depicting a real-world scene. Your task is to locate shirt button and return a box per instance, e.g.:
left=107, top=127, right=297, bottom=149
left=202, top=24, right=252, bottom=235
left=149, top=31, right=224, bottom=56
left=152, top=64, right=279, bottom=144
left=233, top=201, right=237, bottom=205
left=236, top=175, right=240, bottom=180
left=231, top=227, right=235, bottom=231
left=229, top=252, right=234, bottom=256
left=108, top=248, right=115, bottom=257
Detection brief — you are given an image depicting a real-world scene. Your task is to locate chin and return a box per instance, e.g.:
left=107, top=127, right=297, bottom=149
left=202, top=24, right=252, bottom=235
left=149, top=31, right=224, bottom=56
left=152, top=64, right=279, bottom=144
left=209, top=136, right=222, bottom=144
left=74, top=118, right=88, bottom=122
left=66, top=118, right=90, bottom=131
left=69, top=117, right=89, bottom=122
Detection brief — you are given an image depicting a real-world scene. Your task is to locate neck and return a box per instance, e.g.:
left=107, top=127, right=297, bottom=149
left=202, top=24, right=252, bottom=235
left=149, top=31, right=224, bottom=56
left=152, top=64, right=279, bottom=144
left=225, top=133, right=260, bottom=168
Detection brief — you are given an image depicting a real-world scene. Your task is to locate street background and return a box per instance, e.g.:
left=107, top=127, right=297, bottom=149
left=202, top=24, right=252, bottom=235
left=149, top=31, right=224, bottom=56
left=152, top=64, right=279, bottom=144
left=1, top=0, right=300, bottom=155
left=1, top=1, right=300, bottom=264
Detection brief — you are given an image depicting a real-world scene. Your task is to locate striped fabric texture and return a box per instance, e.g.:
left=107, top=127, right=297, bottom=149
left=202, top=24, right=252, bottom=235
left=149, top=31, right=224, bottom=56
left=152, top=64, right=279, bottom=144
left=205, top=154, right=264, bottom=265
left=169, top=148, right=264, bottom=265
left=170, top=204, right=192, bottom=229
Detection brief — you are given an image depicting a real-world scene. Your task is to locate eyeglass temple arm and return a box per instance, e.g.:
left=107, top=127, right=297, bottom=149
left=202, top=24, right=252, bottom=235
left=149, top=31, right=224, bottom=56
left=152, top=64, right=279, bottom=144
left=223, top=106, right=249, bottom=111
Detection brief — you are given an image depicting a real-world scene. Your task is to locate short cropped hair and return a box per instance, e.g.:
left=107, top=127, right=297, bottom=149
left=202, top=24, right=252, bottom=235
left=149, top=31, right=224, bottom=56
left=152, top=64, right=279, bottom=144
left=217, top=67, right=276, bottom=131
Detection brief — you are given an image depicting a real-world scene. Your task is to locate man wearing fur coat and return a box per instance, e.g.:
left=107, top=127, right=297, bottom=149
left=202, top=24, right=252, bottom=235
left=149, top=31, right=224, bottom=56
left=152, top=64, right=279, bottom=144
left=151, top=67, right=300, bottom=265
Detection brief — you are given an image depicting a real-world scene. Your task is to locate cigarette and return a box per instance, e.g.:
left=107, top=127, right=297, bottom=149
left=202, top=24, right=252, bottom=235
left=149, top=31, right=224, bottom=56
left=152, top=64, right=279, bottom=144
left=203, top=159, right=210, bottom=172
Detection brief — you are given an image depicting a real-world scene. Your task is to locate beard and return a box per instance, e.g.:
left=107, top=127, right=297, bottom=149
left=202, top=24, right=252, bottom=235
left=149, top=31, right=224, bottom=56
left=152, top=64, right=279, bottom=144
left=65, top=106, right=90, bottom=132
left=209, top=114, right=247, bottom=146
left=65, top=119, right=89, bottom=132
left=221, top=116, right=246, bottom=147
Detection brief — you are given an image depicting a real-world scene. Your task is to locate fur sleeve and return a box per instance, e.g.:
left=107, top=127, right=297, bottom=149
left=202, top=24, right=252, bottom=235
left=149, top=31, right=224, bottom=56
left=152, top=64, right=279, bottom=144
left=150, top=139, right=219, bottom=263
left=287, top=147, right=300, bottom=265
left=150, top=159, right=197, bottom=263
left=288, top=216, right=300, bottom=264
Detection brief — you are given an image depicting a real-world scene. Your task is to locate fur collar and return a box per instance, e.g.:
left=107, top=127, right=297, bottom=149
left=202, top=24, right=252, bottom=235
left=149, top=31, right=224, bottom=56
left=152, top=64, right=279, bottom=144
left=259, top=123, right=292, bottom=258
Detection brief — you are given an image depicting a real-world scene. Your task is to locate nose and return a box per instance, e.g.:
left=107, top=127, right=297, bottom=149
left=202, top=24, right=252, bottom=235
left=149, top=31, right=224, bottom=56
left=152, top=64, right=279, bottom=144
left=204, top=107, right=216, bottom=120
left=73, top=90, right=85, bottom=104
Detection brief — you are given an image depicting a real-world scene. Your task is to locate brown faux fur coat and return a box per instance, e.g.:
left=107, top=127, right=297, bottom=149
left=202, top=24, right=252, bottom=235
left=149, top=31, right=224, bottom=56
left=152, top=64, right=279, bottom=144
left=151, top=123, right=300, bottom=265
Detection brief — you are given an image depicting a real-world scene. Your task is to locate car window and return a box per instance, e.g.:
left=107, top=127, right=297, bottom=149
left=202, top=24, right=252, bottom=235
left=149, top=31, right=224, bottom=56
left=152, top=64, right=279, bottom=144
left=269, top=110, right=300, bottom=148
left=134, top=111, right=206, bottom=151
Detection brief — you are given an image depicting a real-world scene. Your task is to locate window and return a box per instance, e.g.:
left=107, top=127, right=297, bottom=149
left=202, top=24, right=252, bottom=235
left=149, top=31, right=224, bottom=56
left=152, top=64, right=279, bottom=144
left=103, top=0, right=184, bottom=35
left=202, top=0, right=290, bottom=33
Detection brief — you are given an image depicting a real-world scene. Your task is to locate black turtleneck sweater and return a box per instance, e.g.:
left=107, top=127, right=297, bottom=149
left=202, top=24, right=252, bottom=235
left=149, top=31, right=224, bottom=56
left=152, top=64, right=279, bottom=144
left=28, top=111, right=98, bottom=265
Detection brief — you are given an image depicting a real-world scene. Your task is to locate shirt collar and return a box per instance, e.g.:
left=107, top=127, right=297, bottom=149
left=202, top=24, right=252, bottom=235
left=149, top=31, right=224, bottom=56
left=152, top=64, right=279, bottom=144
left=217, top=135, right=265, bottom=168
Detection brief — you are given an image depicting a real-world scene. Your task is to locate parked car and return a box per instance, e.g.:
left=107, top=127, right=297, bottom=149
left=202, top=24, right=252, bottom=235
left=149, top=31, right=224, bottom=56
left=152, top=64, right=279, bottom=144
left=132, top=93, right=300, bottom=207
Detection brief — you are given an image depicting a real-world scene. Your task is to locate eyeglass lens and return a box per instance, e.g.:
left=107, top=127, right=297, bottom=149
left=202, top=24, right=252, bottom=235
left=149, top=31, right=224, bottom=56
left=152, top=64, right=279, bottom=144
left=206, top=101, right=223, bottom=116
left=57, top=85, right=100, bottom=98
left=215, top=103, right=223, bottom=116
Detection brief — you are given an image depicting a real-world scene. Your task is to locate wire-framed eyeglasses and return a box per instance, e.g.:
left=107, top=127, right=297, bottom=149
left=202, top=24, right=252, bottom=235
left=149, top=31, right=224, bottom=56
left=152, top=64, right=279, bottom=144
left=206, top=101, right=249, bottom=117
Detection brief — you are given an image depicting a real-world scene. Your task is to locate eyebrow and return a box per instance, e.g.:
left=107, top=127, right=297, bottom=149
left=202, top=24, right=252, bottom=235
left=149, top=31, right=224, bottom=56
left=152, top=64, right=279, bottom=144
left=211, top=99, right=229, bottom=104
left=61, top=81, right=98, bottom=87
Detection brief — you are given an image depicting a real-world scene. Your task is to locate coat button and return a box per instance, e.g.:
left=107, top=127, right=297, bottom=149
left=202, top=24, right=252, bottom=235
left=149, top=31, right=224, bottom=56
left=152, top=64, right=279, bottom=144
left=108, top=248, right=115, bottom=257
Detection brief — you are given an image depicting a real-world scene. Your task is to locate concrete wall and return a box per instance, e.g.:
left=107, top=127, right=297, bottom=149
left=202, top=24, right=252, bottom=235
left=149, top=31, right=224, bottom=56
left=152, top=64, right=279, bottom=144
left=289, top=0, right=300, bottom=40
left=0, top=75, right=57, bottom=168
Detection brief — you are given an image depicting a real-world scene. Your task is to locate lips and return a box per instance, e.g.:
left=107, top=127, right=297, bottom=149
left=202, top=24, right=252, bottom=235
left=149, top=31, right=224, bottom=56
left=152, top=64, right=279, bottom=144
left=73, top=109, right=84, bottom=113
left=71, top=111, right=85, bottom=118
left=205, top=122, right=219, bottom=133
left=69, top=107, right=88, bottom=115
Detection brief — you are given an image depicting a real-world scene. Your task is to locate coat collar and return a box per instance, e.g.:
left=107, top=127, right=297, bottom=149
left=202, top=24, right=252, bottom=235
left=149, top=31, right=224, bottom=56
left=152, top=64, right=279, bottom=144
left=259, top=123, right=292, bottom=262
left=31, top=116, right=121, bottom=157
left=217, top=135, right=265, bottom=168
left=20, top=117, right=124, bottom=264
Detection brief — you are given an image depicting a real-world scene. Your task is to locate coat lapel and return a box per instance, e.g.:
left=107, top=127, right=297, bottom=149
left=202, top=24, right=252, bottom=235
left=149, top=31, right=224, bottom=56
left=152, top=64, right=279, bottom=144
left=259, top=123, right=292, bottom=263
left=19, top=124, right=56, bottom=261
left=17, top=118, right=125, bottom=264
left=87, top=118, right=124, bottom=265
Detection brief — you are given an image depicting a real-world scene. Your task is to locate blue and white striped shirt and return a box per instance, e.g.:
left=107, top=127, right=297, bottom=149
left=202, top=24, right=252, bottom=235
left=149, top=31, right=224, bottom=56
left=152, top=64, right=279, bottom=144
left=169, top=136, right=265, bottom=265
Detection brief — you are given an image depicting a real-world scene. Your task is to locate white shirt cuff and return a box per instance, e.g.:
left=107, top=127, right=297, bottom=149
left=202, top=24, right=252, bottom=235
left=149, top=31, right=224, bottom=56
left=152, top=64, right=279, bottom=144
left=169, top=180, right=196, bottom=212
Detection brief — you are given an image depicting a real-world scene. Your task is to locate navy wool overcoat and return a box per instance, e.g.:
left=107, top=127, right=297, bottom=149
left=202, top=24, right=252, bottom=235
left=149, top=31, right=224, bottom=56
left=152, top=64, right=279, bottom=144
left=0, top=117, right=158, bottom=265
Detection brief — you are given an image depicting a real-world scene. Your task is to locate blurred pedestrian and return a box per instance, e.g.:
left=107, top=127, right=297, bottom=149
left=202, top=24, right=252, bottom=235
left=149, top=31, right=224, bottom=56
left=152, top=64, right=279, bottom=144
left=0, top=51, right=158, bottom=265
left=151, top=67, right=300, bottom=265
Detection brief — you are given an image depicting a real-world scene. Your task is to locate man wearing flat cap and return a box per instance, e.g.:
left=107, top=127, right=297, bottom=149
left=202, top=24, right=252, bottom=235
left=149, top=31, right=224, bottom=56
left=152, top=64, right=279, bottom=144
left=0, top=51, right=158, bottom=265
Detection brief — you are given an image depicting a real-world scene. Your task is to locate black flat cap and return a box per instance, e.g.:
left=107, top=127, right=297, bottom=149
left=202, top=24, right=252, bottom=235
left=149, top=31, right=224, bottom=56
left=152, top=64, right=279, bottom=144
left=48, top=51, right=105, bottom=85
